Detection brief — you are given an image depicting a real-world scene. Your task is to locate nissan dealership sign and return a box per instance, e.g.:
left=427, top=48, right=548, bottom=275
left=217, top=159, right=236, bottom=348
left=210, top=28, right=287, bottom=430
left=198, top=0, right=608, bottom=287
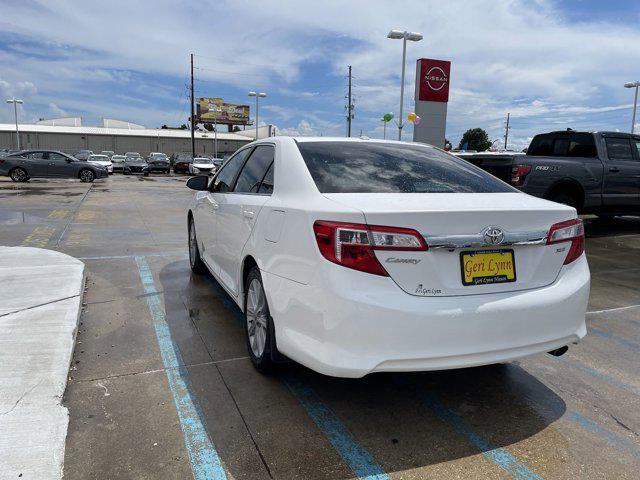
left=413, top=58, right=451, bottom=146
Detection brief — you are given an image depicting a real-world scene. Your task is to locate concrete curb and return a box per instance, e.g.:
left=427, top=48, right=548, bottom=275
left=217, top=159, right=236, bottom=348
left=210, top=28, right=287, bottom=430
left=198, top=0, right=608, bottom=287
left=0, top=247, right=85, bottom=479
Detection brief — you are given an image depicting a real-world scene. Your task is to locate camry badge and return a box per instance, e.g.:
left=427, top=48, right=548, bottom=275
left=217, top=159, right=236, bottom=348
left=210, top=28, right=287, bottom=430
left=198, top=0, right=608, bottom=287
left=482, top=226, right=505, bottom=245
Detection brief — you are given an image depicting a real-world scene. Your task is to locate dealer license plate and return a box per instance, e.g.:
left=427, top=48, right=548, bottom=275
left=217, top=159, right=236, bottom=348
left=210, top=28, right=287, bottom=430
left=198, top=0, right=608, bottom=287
left=460, top=249, right=516, bottom=286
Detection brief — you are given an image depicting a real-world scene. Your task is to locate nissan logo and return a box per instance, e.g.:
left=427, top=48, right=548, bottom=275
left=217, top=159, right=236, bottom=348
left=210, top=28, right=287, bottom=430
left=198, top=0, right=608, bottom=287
left=425, top=66, right=448, bottom=91
left=482, top=226, right=505, bottom=245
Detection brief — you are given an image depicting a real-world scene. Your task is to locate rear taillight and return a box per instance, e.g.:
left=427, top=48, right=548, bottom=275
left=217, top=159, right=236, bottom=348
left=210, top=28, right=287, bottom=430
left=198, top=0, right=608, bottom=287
left=313, top=221, right=427, bottom=276
left=547, top=218, right=585, bottom=264
left=511, top=164, right=532, bottom=186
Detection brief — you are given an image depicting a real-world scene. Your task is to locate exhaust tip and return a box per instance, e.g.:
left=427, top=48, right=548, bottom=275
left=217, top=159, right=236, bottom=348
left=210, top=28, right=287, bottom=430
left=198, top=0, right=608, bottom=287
left=547, top=346, right=569, bottom=357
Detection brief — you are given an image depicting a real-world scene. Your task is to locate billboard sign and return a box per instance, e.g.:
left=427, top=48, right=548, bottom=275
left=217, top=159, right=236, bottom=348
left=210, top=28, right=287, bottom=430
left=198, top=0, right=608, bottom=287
left=418, top=59, right=451, bottom=103
left=196, top=97, right=250, bottom=125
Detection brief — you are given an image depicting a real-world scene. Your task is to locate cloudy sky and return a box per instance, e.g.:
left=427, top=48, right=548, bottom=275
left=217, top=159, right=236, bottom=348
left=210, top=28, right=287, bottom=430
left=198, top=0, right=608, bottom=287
left=1, top=0, right=639, bottom=149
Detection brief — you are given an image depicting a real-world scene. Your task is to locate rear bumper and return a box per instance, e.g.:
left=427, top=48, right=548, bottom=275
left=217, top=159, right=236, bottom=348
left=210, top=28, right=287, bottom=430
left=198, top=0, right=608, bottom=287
left=264, top=255, right=590, bottom=378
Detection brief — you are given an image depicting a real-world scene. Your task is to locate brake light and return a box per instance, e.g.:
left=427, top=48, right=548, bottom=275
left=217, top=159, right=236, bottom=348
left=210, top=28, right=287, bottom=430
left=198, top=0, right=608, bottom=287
left=547, top=218, right=585, bottom=264
left=313, top=221, right=427, bottom=276
left=511, top=164, right=532, bottom=186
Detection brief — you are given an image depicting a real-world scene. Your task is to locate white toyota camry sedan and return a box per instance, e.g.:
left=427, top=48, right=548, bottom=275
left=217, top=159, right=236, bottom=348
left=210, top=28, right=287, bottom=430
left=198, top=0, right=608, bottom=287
left=186, top=137, right=590, bottom=378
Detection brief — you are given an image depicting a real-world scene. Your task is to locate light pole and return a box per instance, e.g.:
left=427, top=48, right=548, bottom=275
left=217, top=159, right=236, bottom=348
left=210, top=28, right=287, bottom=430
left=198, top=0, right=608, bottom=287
left=624, top=81, right=639, bottom=134
left=6, top=98, right=23, bottom=150
left=387, top=29, right=422, bottom=141
left=248, top=91, right=267, bottom=140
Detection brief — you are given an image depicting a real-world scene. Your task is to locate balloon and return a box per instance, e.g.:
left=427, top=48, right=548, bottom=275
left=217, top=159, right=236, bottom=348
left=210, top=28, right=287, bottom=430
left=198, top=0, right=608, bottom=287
left=413, top=115, right=421, bottom=125
left=407, top=112, right=416, bottom=122
left=382, top=112, right=394, bottom=122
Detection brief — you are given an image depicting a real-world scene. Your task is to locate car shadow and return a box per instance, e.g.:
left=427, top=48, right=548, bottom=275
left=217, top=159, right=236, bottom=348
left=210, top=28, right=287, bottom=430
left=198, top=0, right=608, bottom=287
left=584, top=215, right=640, bottom=238
left=158, top=260, right=565, bottom=479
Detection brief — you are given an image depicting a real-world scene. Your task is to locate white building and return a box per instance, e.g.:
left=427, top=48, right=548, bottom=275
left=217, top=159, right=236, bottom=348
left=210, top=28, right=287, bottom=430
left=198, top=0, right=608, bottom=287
left=0, top=123, right=251, bottom=157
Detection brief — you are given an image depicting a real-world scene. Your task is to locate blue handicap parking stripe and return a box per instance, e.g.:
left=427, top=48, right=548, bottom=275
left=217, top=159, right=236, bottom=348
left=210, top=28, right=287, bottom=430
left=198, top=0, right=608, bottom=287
left=555, top=357, right=640, bottom=396
left=567, top=411, right=640, bottom=460
left=283, top=374, right=390, bottom=480
left=135, top=256, right=227, bottom=480
left=590, top=326, right=640, bottom=353
left=407, top=381, right=543, bottom=480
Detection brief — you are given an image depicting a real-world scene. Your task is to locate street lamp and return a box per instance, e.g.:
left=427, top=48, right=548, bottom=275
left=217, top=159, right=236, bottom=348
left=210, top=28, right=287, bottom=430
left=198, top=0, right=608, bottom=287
left=6, top=98, right=23, bottom=150
left=248, top=91, right=267, bottom=140
left=624, top=81, right=639, bottom=134
left=387, top=29, right=423, bottom=141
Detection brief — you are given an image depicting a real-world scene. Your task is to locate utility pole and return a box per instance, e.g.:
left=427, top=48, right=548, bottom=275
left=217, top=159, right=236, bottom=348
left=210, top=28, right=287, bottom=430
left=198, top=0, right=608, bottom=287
left=346, top=66, right=353, bottom=137
left=190, top=53, right=195, bottom=158
left=504, top=112, right=510, bottom=150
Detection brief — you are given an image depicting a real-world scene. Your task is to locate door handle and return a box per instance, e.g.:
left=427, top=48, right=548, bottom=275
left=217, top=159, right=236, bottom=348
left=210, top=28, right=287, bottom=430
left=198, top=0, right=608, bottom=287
left=609, top=167, right=620, bottom=173
left=243, top=210, right=255, bottom=219
left=211, top=203, right=219, bottom=211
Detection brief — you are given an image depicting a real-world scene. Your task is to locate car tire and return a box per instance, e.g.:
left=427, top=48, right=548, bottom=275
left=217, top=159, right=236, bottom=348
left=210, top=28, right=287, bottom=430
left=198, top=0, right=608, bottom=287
left=244, top=266, right=277, bottom=374
left=188, top=218, right=206, bottom=274
left=9, top=167, right=28, bottom=182
left=143, top=172, right=149, bottom=177
left=79, top=169, right=95, bottom=183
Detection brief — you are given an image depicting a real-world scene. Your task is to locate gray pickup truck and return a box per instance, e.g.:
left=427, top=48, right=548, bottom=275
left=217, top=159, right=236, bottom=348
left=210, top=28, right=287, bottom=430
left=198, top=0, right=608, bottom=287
left=455, top=130, right=640, bottom=216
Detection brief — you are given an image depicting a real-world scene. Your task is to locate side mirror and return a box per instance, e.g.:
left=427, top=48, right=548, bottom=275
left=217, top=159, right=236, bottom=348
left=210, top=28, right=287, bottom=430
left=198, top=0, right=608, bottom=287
left=66, top=158, right=73, bottom=163
left=186, top=175, right=209, bottom=191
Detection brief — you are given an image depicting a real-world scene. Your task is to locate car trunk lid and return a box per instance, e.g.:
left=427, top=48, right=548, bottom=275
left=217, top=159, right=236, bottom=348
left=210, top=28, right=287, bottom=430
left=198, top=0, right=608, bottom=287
left=323, top=192, right=577, bottom=297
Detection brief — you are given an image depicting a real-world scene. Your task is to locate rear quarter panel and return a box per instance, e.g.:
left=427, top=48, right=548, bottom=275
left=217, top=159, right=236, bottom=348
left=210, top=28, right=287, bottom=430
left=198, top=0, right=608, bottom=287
left=521, top=156, right=604, bottom=208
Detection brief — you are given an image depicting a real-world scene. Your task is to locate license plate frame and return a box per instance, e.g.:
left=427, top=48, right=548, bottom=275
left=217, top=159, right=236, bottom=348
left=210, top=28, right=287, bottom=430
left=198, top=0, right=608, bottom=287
left=460, top=249, right=516, bottom=286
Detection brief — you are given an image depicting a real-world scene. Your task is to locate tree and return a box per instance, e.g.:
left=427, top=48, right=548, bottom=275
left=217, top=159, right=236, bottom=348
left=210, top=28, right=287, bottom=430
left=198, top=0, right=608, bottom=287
left=458, top=128, right=492, bottom=151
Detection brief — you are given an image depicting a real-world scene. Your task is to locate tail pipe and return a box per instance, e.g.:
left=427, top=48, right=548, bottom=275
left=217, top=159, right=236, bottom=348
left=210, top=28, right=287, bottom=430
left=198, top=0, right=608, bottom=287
left=547, top=346, right=569, bottom=357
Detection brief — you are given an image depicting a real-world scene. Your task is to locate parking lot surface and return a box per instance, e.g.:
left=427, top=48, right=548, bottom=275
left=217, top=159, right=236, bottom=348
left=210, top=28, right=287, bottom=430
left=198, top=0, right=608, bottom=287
left=1, top=175, right=639, bottom=479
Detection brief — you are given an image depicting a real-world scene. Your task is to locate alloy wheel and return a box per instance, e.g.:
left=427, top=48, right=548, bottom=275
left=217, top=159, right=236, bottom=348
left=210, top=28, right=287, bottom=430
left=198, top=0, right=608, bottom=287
left=189, top=221, right=197, bottom=267
left=246, top=278, right=268, bottom=358
left=10, top=168, right=26, bottom=182
left=80, top=170, right=94, bottom=182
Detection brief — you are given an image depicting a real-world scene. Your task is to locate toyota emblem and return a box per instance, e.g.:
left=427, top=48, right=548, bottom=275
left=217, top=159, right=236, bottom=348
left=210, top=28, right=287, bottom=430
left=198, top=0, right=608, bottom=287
left=482, top=226, right=505, bottom=245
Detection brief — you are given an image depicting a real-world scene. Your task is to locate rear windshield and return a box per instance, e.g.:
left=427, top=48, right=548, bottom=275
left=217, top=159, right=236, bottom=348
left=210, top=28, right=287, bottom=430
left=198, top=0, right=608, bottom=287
left=296, top=142, right=515, bottom=193
left=528, top=133, right=597, bottom=157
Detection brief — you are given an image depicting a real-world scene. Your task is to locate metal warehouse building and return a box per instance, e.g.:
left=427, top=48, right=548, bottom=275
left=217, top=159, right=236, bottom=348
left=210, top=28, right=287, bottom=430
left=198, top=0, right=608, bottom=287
left=0, top=123, right=252, bottom=157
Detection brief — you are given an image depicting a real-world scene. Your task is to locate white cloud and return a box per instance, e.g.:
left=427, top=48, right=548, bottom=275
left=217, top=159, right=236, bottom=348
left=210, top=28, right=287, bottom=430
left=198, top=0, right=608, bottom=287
left=0, top=0, right=638, bottom=145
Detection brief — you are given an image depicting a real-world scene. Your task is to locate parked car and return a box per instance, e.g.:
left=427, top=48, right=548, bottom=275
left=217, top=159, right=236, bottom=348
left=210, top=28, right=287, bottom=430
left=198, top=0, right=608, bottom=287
left=147, top=152, right=170, bottom=174
left=173, top=153, right=193, bottom=174
left=88, top=154, right=113, bottom=174
left=186, top=137, right=589, bottom=377
left=123, top=156, right=149, bottom=176
left=0, top=149, right=108, bottom=182
left=111, top=154, right=126, bottom=172
left=75, top=149, right=93, bottom=161
left=100, top=150, right=115, bottom=158
left=125, top=152, right=141, bottom=160
left=189, top=157, right=215, bottom=175
left=454, top=130, right=640, bottom=216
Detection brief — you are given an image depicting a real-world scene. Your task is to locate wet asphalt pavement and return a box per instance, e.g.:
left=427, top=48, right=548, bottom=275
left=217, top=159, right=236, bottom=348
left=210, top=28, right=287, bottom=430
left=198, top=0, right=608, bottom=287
left=1, top=175, right=639, bottom=479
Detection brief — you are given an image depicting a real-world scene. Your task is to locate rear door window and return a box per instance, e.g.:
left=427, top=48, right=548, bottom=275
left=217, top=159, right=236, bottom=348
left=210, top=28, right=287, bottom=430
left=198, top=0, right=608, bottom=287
left=297, top=142, right=514, bottom=193
left=528, top=133, right=596, bottom=157
left=257, top=162, right=274, bottom=194
left=233, top=146, right=275, bottom=194
left=212, top=148, right=251, bottom=192
left=605, top=138, right=634, bottom=161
